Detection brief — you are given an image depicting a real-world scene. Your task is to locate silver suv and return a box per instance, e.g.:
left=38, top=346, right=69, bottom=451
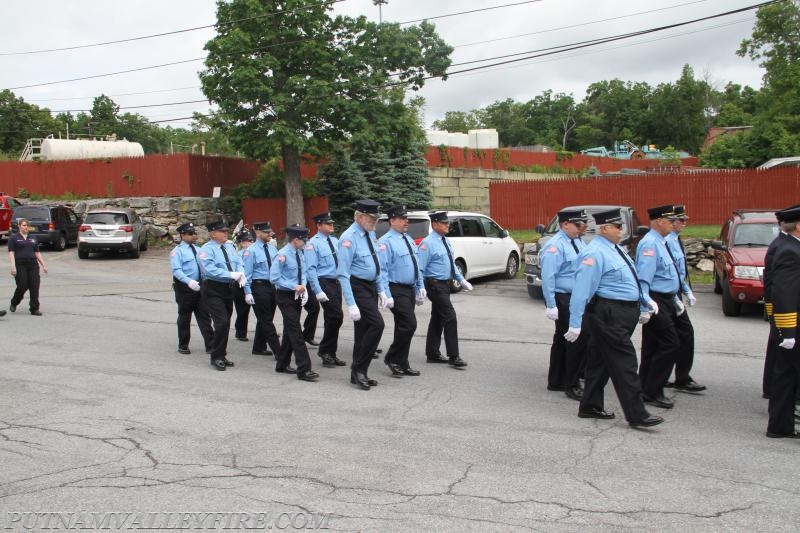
left=78, top=208, right=148, bottom=259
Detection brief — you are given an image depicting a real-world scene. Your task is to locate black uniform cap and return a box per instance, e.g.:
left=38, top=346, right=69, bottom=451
left=776, top=204, right=800, bottom=223
left=593, top=208, right=623, bottom=226
left=206, top=220, right=229, bottom=232
left=558, top=209, right=588, bottom=224
left=355, top=199, right=381, bottom=216
left=253, top=221, right=272, bottom=232
left=312, top=212, right=335, bottom=224
left=235, top=230, right=255, bottom=243
left=673, top=205, right=689, bottom=219
left=286, top=225, right=310, bottom=240
left=385, top=205, right=408, bottom=219
left=176, top=222, right=196, bottom=234
left=429, top=211, right=449, bottom=223
left=647, top=204, right=680, bottom=220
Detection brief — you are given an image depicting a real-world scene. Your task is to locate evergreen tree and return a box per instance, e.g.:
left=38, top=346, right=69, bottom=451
left=393, top=145, right=432, bottom=210
left=358, top=148, right=404, bottom=208
left=318, top=148, right=368, bottom=228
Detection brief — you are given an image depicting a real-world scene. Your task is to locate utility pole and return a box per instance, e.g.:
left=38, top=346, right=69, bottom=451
left=372, top=0, right=388, bottom=24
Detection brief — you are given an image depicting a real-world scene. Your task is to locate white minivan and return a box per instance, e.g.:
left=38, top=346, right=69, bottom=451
left=376, top=210, right=520, bottom=292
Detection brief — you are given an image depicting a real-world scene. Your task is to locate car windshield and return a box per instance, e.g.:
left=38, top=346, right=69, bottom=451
left=732, top=222, right=779, bottom=246
left=13, top=206, right=50, bottom=220
left=85, top=212, right=129, bottom=224
left=375, top=218, right=430, bottom=240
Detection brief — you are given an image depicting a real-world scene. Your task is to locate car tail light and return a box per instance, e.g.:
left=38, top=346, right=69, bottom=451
left=79, top=225, right=91, bottom=232
left=119, top=225, right=133, bottom=232
left=48, top=222, right=55, bottom=230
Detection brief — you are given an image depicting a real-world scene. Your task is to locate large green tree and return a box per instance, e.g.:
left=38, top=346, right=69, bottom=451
left=0, top=90, right=60, bottom=156
left=200, top=0, right=452, bottom=225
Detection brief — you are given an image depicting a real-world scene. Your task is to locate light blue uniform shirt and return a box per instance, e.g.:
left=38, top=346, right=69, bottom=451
left=198, top=240, right=244, bottom=284
left=378, top=228, right=424, bottom=299
left=170, top=241, right=202, bottom=285
left=337, top=222, right=387, bottom=306
left=242, top=240, right=277, bottom=290
left=666, top=232, right=691, bottom=294
left=418, top=232, right=466, bottom=283
left=569, top=235, right=642, bottom=328
left=305, top=231, right=339, bottom=294
left=270, top=242, right=307, bottom=292
left=539, top=230, right=586, bottom=308
left=636, top=229, right=681, bottom=296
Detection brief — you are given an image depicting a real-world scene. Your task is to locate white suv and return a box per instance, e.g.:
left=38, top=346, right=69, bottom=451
left=376, top=210, right=520, bottom=292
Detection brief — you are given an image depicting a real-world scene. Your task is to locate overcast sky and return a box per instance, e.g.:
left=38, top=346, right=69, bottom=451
left=0, top=0, right=766, bottom=133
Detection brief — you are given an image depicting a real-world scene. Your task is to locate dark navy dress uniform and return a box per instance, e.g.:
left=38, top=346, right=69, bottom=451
left=379, top=206, right=425, bottom=374
left=762, top=230, right=792, bottom=397
left=570, top=209, right=657, bottom=426
left=305, top=212, right=344, bottom=364
left=198, top=221, right=245, bottom=368
left=243, top=222, right=282, bottom=357
left=169, top=223, right=213, bottom=354
left=8, top=230, right=42, bottom=313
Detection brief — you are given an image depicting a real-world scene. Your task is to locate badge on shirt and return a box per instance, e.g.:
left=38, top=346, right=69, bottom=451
left=278, top=255, right=286, bottom=262
left=547, top=246, right=557, bottom=253
left=243, top=251, right=250, bottom=257
left=642, top=249, right=655, bottom=257
left=199, top=252, right=208, bottom=258
left=419, top=243, right=427, bottom=250
left=378, top=244, right=387, bottom=252
left=582, top=257, right=595, bottom=266
left=342, top=240, right=352, bottom=248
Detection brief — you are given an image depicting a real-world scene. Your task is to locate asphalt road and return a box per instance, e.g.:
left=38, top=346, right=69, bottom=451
left=0, top=247, right=798, bottom=532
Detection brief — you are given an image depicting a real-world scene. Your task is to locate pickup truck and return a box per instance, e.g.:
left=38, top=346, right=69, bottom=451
left=0, top=193, right=23, bottom=241
left=524, top=205, right=648, bottom=299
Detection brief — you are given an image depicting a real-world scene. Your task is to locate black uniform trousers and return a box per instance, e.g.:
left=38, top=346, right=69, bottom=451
left=767, top=342, right=800, bottom=435
left=639, top=292, right=681, bottom=398
left=302, top=288, right=320, bottom=342
left=350, top=277, right=384, bottom=375
left=233, top=285, right=250, bottom=338
left=251, top=280, right=282, bottom=355
left=173, top=280, right=214, bottom=351
left=580, top=298, right=650, bottom=423
left=549, top=292, right=588, bottom=389
left=318, top=277, right=343, bottom=357
left=202, top=280, right=234, bottom=361
left=275, top=290, right=312, bottom=374
left=424, top=278, right=459, bottom=358
left=642, top=302, right=696, bottom=385
left=11, top=259, right=40, bottom=312
left=385, top=283, right=417, bottom=369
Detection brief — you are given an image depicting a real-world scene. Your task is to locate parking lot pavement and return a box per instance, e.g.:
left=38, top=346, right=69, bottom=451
left=1, top=247, right=798, bottom=531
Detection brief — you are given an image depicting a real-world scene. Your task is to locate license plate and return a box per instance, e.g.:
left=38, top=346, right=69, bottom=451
left=28, top=225, right=37, bottom=231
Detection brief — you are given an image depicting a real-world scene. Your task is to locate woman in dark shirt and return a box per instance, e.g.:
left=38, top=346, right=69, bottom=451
left=8, top=218, right=48, bottom=315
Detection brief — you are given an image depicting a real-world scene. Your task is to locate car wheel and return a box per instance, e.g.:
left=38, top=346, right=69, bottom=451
left=503, top=252, right=519, bottom=279
left=52, top=232, right=66, bottom=251
left=721, top=277, right=741, bottom=317
left=713, top=269, right=722, bottom=294
left=449, top=259, right=466, bottom=293
left=78, top=248, right=89, bottom=259
left=130, top=242, right=141, bottom=259
left=527, top=284, right=543, bottom=299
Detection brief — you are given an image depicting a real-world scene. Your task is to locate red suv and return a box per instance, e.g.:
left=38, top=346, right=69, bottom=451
left=711, top=209, right=779, bottom=316
left=0, top=193, right=24, bottom=241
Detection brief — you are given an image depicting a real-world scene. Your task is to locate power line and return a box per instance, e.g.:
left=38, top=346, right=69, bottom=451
left=46, top=99, right=209, bottom=114
left=23, top=86, right=202, bottom=103
left=398, top=0, right=543, bottom=25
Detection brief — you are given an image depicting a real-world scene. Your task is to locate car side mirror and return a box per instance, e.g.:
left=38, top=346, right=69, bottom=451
left=499, top=229, right=509, bottom=238
left=535, top=224, right=545, bottom=234
left=711, top=240, right=727, bottom=251
left=636, top=225, right=649, bottom=237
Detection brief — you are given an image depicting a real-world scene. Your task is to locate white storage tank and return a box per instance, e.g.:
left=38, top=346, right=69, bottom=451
left=39, top=138, right=145, bottom=161
left=426, top=130, right=450, bottom=146
left=447, top=132, right=469, bottom=148
left=468, top=129, right=499, bottom=149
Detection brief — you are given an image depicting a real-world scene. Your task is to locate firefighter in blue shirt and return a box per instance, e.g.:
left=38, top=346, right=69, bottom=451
left=243, top=221, right=282, bottom=358
left=233, top=228, right=254, bottom=342
left=198, top=220, right=246, bottom=371
left=270, top=225, right=319, bottom=382
left=567, top=208, right=663, bottom=428
left=169, top=222, right=213, bottom=355
left=539, top=208, right=588, bottom=400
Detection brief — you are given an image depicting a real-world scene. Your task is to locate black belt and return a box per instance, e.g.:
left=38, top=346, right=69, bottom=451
left=650, top=291, right=677, bottom=298
left=351, top=276, right=376, bottom=284
left=593, top=296, right=639, bottom=308
left=390, top=282, right=415, bottom=288
left=424, top=277, right=450, bottom=284
left=173, top=277, right=199, bottom=284
left=204, top=279, right=235, bottom=287
left=252, top=279, right=272, bottom=285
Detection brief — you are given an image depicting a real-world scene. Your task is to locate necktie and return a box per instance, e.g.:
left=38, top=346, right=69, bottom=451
left=327, top=236, right=339, bottom=268
left=190, top=244, right=202, bottom=280
left=570, top=239, right=580, bottom=254
left=220, top=244, right=233, bottom=272
left=402, top=234, right=419, bottom=280
left=442, top=236, right=456, bottom=280
left=365, top=232, right=380, bottom=278
left=615, top=246, right=644, bottom=302
left=663, top=241, right=682, bottom=292
left=295, top=250, right=302, bottom=285
left=678, top=237, right=692, bottom=289
left=263, top=243, right=272, bottom=269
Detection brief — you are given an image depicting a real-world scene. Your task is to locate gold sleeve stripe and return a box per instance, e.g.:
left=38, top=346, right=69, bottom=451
left=773, top=312, right=798, bottom=328
left=765, top=303, right=773, bottom=316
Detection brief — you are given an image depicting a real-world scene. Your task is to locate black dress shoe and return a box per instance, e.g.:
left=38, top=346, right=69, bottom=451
left=333, top=356, right=347, bottom=366
left=298, top=371, right=319, bottom=382
left=211, top=359, right=227, bottom=371
left=30, top=310, right=42, bottom=316
left=643, top=394, right=674, bottom=409
left=252, top=349, right=272, bottom=356
left=0, top=309, right=6, bottom=317
left=672, top=379, right=707, bottom=393
left=320, top=354, right=336, bottom=368
left=766, top=431, right=800, bottom=439
left=578, top=408, right=615, bottom=420
left=276, top=366, right=297, bottom=374
left=547, top=384, right=566, bottom=392
left=449, top=356, right=467, bottom=368
left=235, top=335, right=248, bottom=342
left=350, top=371, right=370, bottom=390
left=305, top=338, right=320, bottom=347
left=178, top=347, right=191, bottom=355
left=9, top=303, right=16, bottom=312
left=223, top=358, right=234, bottom=367
left=565, top=386, right=584, bottom=401
left=367, top=378, right=378, bottom=386
left=371, top=352, right=379, bottom=359
left=426, top=354, right=449, bottom=363
left=629, top=415, right=664, bottom=428
left=401, top=367, right=421, bottom=376
left=205, top=348, right=212, bottom=354
left=386, top=362, right=405, bottom=377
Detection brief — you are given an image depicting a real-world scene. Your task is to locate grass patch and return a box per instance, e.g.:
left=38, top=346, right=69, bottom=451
left=509, top=229, right=540, bottom=244
left=681, top=225, right=719, bottom=239
left=690, top=270, right=714, bottom=285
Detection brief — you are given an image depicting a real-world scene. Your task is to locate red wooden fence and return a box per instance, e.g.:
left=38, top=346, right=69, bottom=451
left=241, top=197, right=329, bottom=238
left=489, top=167, right=800, bottom=228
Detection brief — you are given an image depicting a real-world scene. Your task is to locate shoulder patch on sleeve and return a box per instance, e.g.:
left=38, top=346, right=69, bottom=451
left=342, top=240, right=352, bottom=248
left=170, top=251, right=176, bottom=257
left=547, top=246, right=558, bottom=253
left=305, top=244, right=314, bottom=251
left=378, top=244, right=387, bottom=252
left=582, top=257, right=595, bottom=266
left=198, top=252, right=208, bottom=259
left=278, top=254, right=286, bottom=262
left=642, top=248, right=655, bottom=257
left=243, top=251, right=250, bottom=257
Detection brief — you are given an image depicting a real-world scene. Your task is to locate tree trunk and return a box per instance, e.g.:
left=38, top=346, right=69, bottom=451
left=282, top=144, right=305, bottom=227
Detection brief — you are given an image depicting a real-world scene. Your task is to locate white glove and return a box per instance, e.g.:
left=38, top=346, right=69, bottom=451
left=779, top=338, right=796, bottom=350
left=230, top=271, right=244, bottom=282
left=564, top=327, right=581, bottom=342
left=315, top=291, right=329, bottom=303
left=385, top=297, right=395, bottom=309
left=675, top=299, right=686, bottom=316
left=686, top=291, right=697, bottom=306
left=187, top=280, right=201, bottom=292
left=300, top=290, right=309, bottom=306
left=378, top=292, right=388, bottom=309
left=415, top=295, right=426, bottom=306
left=348, top=304, right=361, bottom=321
left=638, top=312, right=651, bottom=325
left=244, top=293, right=255, bottom=305
left=417, top=288, right=427, bottom=300
left=646, top=299, right=659, bottom=315
left=545, top=307, right=559, bottom=321
left=461, top=280, right=474, bottom=291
